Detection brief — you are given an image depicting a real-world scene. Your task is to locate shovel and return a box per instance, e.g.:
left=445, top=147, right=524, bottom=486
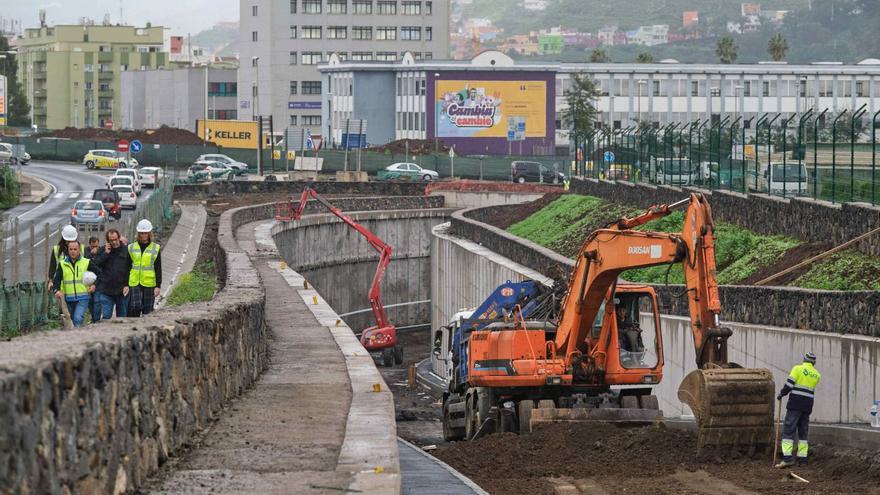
left=57, top=295, right=74, bottom=330
left=772, top=397, right=783, bottom=466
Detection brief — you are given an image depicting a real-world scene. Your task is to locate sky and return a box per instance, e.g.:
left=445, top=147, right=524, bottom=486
left=3, top=0, right=238, bottom=36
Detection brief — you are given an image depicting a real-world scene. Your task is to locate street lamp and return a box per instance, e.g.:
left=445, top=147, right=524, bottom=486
left=252, top=56, right=260, bottom=120
left=636, top=80, right=647, bottom=125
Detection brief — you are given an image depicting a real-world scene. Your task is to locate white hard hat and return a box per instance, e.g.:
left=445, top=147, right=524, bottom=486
left=136, top=219, right=154, bottom=233
left=83, top=271, right=97, bottom=287
left=62, top=225, right=78, bottom=241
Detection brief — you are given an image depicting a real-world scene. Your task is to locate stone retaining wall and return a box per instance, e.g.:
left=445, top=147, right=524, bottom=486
left=176, top=180, right=427, bottom=200
left=451, top=208, right=880, bottom=336
left=570, top=178, right=880, bottom=256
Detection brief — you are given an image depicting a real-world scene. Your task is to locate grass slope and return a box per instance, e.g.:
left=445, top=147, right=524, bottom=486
left=166, top=261, right=217, bottom=307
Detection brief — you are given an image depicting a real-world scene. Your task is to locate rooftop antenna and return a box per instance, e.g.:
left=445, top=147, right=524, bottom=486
left=38, top=9, right=46, bottom=28
left=119, top=0, right=124, bottom=25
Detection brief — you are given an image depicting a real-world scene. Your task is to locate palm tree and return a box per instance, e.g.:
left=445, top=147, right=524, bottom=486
left=767, top=32, right=789, bottom=61
left=636, top=52, right=655, bottom=63
left=590, top=48, right=611, bottom=63
left=716, top=36, right=738, bottom=64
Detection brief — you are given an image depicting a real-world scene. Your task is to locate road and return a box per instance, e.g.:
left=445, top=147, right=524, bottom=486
left=1, top=161, right=153, bottom=284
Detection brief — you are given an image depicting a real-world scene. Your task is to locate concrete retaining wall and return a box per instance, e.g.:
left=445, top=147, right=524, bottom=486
left=432, top=220, right=880, bottom=424
left=570, top=177, right=880, bottom=257
left=175, top=180, right=427, bottom=200
left=452, top=209, right=880, bottom=337
left=430, top=191, right=545, bottom=208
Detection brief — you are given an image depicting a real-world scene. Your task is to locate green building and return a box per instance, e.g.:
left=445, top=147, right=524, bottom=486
left=16, top=24, right=168, bottom=130
left=537, top=33, right=563, bottom=55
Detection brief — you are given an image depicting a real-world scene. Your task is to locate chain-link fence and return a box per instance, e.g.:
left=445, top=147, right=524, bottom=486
left=0, top=177, right=175, bottom=335
left=572, top=108, right=880, bottom=205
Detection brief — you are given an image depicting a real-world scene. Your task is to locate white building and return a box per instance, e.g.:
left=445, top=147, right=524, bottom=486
left=522, top=0, right=550, bottom=11
left=629, top=25, right=669, bottom=46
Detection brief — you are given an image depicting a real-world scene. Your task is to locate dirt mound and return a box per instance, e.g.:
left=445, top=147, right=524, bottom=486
left=434, top=423, right=880, bottom=495
left=366, top=138, right=449, bottom=155
left=478, top=193, right=563, bottom=230
left=740, top=242, right=832, bottom=286
left=36, top=125, right=208, bottom=145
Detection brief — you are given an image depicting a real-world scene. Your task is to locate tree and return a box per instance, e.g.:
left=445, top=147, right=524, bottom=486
left=636, top=52, right=655, bottom=63
left=715, top=36, right=738, bottom=64
left=767, top=32, right=789, bottom=61
left=589, top=48, right=610, bottom=63
left=0, top=36, right=30, bottom=127
left=563, top=73, right=600, bottom=146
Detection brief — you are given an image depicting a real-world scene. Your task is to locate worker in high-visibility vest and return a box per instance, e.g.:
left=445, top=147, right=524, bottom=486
left=52, top=240, right=96, bottom=327
left=48, top=225, right=79, bottom=291
left=125, top=219, right=162, bottom=317
left=775, top=352, right=822, bottom=468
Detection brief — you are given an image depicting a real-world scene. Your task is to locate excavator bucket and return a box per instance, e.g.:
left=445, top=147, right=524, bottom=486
left=678, top=367, right=776, bottom=451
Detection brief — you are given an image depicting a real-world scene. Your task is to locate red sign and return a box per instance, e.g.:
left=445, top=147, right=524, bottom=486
left=116, top=139, right=130, bottom=153
left=104, top=119, right=114, bottom=129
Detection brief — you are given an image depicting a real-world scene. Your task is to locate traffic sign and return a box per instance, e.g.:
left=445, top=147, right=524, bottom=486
left=116, top=139, right=130, bottom=153
left=604, top=150, right=615, bottom=163
left=130, top=140, right=143, bottom=154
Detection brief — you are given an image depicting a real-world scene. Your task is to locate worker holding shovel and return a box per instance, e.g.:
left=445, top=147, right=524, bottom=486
left=775, top=352, right=821, bottom=468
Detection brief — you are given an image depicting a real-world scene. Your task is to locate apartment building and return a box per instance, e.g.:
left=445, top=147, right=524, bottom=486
left=238, top=0, right=449, bottom=139
left=16, top=24, right=167, bottom=130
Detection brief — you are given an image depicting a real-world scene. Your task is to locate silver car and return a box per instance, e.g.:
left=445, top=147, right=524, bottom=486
left=70, top=200, right=109, bottom=231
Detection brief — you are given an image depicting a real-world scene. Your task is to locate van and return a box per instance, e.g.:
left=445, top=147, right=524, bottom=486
left=511, top=161, right=566, bottom=184
left=746, top=161, right=809, bottom=196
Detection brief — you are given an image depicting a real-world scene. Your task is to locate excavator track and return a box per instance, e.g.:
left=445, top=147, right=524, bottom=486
left=678, top=367, right=776, bottom=450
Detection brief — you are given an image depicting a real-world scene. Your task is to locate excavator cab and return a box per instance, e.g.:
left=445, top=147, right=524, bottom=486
left=605, top=291, right=663, bottom=381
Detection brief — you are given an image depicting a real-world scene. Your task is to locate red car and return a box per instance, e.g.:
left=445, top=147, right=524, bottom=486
left=92, top=189, right=122, bottom=220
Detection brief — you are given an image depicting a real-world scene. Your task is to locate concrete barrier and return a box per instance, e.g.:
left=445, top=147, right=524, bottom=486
left=175, top=180, right=427, bottom=200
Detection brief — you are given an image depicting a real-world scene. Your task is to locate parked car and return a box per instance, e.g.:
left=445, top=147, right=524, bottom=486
left=107, top=176, right=135, bottom=191
left=111, top=184, right=138, bottom=209
left=139, top=167, right=164, bottom=187
left=111, top=168, right=142, bottom=193
left=511, top=161, right=566, bottom=184
left=92, top=188, right=122, bottom=220
left=189, top=160, right=235, bottom=180
left=83, top=150, right=139, bottom=169
left=196, top=154, right=248, bottom=175
left=70, top=200, right=109, bottom=231
left=376, top=162, right=439, bottom=181
left=0, top=143, right=30, bottom=165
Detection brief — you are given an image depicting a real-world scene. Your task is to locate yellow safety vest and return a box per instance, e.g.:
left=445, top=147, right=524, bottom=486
left=128, top=242, right=160, bottom=288
left=53, top=245, right=63, bottom=264
left=60, top=256, right=90, bottom=297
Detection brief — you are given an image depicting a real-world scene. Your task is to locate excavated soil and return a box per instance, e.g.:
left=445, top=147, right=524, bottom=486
left=37, top=125, right=208, bottom=145
left=479, top=192, right=563, bottom=230
left=434, top=423, right=880, bottom=495
left=367, top=138, right=450, bottom=155
left=740, top=242, right=832, bottom=285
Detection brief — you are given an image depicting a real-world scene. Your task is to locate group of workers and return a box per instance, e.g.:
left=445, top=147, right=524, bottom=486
left=48, top=219, right=162, bottom=327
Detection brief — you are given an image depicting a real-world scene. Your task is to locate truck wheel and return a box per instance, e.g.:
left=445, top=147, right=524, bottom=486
left=382, top=348, right=394, bottom=367
left=464, top=396, right=478, bottom=440
left=518, top=400, right=534, bottom=434
left=442, top=400, right=463, bottom=441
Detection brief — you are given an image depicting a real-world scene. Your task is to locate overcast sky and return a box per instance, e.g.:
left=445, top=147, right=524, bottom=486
left=4, top=0, right=238, bottom=36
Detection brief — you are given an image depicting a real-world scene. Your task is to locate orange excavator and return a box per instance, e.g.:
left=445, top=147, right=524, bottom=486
left=276, top=184, right=402, bottom=366
left=442, top=193, right=775, bottom=450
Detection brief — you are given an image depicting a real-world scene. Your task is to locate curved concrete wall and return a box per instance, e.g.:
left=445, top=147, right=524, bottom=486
left=432, top=215, right=880, bottom=424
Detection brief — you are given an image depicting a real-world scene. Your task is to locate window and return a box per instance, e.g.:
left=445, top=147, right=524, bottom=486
left=425, top=27, right=432, bottom=41
left=743, top=81, right=753, bottom=97
left=252, top=57, right=259, bottom=67
left=819, top=79, right=833, bottom=97
left=290, top=81, right=298, bottom=94
left=401, top=27, right=421, bottom=40
left=252, top=5, right=258, bottom=15
left=377, top=1, right=397, bottom=14
left=302, top=81, right=322, bottom=94
left=302, top=26, right=322, bottom=39
left=424, top=52, right=432, bottom=60
left=352, top=26, right=372, bottom=40
left=763, top=80, right=770, bottom=97
left=252, top=31, right=258, bottom=42
left=401, top=1, right=420, bottom=14
left=99, top=83, right=110, bottom=91
left=376, top=51, right=396, bottom=61
left=290, top=0, right=297, bottom=13
left=252, top=85, right=258, bottom=97
left=289, top=115, right=298, bottom=126
left=290, top=26, right=297, bottom=38
left=376, top=26, right=397, bottom=40
left=351, top=51, right=373, bottom=61
left=426, top=1, right=432, bottom=14
left=302, top=0, right=321, bottom=13
left=856, top=81, right=866, bottom=97
left=335, top=52, right=348, bottom=61
left=327, top=0, right=347, bottom=13
left=353, top=0, right=372, bottom=13
left=301, top=51, right=323, bottom=64
left=328, top=26, right=347, bottom=39
left=98, top=45, right=111, bottom=52
left=691, top=80, right=699, bottom=96
left=799, top=79, right=808, bottom=97
left=85, top=82, right=93, bottom=90
left=289, top=51, right=298, bottom=64
left=84, top=63, right=94, bottom=72
left=302, top=115, right=321, bottom=126
left=652, top=80, right=660, bottom=96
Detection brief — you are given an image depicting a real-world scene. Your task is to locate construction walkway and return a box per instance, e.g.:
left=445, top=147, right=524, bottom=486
left=157, top=202, right=207, bottom=306
left=399, top=439, right=487, bottom=495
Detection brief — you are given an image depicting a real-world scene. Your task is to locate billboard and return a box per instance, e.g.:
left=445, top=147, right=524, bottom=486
left=196, top=119, right=259, bottom=149
left=434, top=80, right=547, bottom=139
left=0, top=75, right=6, bottom=127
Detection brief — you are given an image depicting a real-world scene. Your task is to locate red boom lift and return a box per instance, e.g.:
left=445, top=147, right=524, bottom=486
left=276, top=185, right=402, bottom=366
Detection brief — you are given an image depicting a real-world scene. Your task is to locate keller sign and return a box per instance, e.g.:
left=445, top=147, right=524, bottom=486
left=196, top=119, right=260, bottom=149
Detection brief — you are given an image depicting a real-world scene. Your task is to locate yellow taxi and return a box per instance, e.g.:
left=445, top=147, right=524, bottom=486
left=82, top=149, right=139, bottom=169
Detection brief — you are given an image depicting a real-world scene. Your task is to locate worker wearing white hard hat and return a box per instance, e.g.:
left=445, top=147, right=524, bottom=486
left=51, top=240, right=97, bottom=327
left=47, top=225, right=80, bottom=292
left=125, top=218, right=162, bottom=317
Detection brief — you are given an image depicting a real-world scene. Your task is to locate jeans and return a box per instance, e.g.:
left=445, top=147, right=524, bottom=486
left=96, top=292, right=128, bottom=319
left=65, top=299, right=89, bottom=327
left=88, top=294, right=101, bottom=322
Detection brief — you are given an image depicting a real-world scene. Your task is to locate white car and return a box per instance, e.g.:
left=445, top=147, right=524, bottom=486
left=189, top=160, right=234, bottom=178
left=0, top=143, right=30, bottom=165
left=139, top=167, right=164, bottom=187
left=108, top=176, right=135, bottom=191
left=381, top=162, right=440, bottom=181
left=111, top=184, right=138, bottom=209
left=196, top=154, right=248, bottom=174
left=111, top=168, right=142, bottom=193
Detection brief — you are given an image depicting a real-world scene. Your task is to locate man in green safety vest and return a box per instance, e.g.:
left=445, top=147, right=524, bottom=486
left=48, top=225, right=79, bottom=292
left=775, top=352, right=821, bottom=468
left=125, top=219, right=162, bottom=317
left=52, top=240, right=96, bottom=327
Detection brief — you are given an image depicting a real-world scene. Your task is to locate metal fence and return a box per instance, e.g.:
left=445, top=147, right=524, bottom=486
left=0, top=177, right=175, bottom=335
left=571, top=108, right=880, bottom=205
